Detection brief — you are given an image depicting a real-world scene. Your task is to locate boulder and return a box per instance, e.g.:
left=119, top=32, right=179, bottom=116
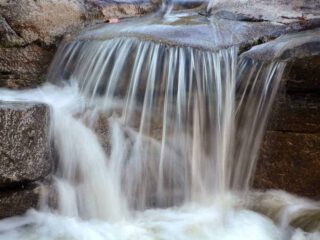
left=0, top=44, right=54, bottom=89
left=0, top=182, right=43, bottom=219
left=0, top=0, right=87, bottom=46
left=0, top=0, right=159, bottom=89
left=0, top=101, right=51, bottom=188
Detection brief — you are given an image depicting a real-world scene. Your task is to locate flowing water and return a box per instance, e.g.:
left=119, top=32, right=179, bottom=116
left=0, top=4, right=319, bottom=240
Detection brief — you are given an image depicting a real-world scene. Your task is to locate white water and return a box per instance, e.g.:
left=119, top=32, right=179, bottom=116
left=0, top=79, right=318, bottom=239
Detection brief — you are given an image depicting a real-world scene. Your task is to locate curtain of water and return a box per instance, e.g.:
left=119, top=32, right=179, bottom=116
left=47, top=37, right=285, bottom=216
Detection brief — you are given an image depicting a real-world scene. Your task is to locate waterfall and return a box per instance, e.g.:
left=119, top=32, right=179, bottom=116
left=0, top=6, right=318, bottom=240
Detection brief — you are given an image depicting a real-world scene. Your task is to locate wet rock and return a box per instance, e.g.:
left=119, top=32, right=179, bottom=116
left=0, top=181, right=46, bottom=219
left=241, top=28, right=320, bottom=62
left=268, top=93, right=320, bottom=133
left=254, top=131, right=320, bottom=199
left=0, top=101, right=51, bottom=188
left=248, top=190, right=320, bottom=232
left=0, top=44, right=54, bottom=88
left=285, top=56, right=320, bottom=93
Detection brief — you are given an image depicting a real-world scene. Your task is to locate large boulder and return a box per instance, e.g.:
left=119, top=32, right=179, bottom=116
left=0, top=0, right=87, bottom=46
left=0, top=0, right=159, bottom=89
left=0, top=101, right=51, bottom=188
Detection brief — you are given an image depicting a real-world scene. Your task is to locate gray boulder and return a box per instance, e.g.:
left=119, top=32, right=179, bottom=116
left=0, top=101, right=51, bottom=188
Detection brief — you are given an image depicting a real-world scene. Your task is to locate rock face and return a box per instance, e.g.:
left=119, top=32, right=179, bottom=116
left=252, top=30, right=320, bottom=199
left=0, top=102, right=51, bottom=187
left=0, top=45, right=54, bottom=89
left=0, top=182, right=43, bottom=219
left=0, top=0, right=159, bottom=89
left=0, top=102, right=51, bottom=218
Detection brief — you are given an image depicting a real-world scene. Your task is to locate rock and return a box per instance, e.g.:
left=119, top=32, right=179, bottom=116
left=254, top=131, right=320, bottom=199
left=0, top=0, right=158, bottom=89
left=268, top=93, right=320, bottom=133
left=0, top=44, right=54, bottom=89
left=88, top=0, right=158, bottom=19
left=285, top=56, right=320, bottom=93
left=247, top=190, right=320, bottom=232
left=0, top=0, right=87, bottom=46
left=241, top=28, right=320, bottom=62
left=0, top=101, right=51, bottom=188
left=0, top=181, right=46, bottom=219
left=212, top=0, right=320, bottom=25
left=0, top=1, right=158, bottom=46
left=0, top=15, right=25, bottom=48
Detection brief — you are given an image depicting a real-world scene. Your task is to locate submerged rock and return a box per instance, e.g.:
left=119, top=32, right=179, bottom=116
left=0, top=101, right=51, bottom=188
left=248, top=190, right=320, bottom=232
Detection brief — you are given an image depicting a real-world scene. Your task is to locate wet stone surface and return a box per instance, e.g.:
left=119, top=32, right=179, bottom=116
left=0, top=182, right=43, bottom=219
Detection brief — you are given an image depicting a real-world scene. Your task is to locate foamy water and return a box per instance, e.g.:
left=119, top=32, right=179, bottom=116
left=0, top=204, right=318, bottom=240
left=0, top=84, right=319, bottom=240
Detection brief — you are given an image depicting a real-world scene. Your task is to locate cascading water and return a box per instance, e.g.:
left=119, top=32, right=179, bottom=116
left=0, top=3, right=319, bottom=240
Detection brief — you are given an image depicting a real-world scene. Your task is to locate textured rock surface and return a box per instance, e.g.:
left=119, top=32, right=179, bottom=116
left=286, top=56, right=320, bottom=93
left=88, top=0, right=158, bottom=19
left=0, top=0, right=158, bottom=89
left=0, top=15, right=25, bottom=48
left=0, top=44, right=54, bottom=89
left=0, top=0, right=87, bottom=45
left=0, top=101, right=51, bottom=188
left=251, top=26, right=320, bottom=199
left=268, top=93, right=320, bottom=133
left=0, top=181, right=43, bottom=219
left=255, top=131, right=320, bottom=199
left=212, top=0, right=320, bottom=24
